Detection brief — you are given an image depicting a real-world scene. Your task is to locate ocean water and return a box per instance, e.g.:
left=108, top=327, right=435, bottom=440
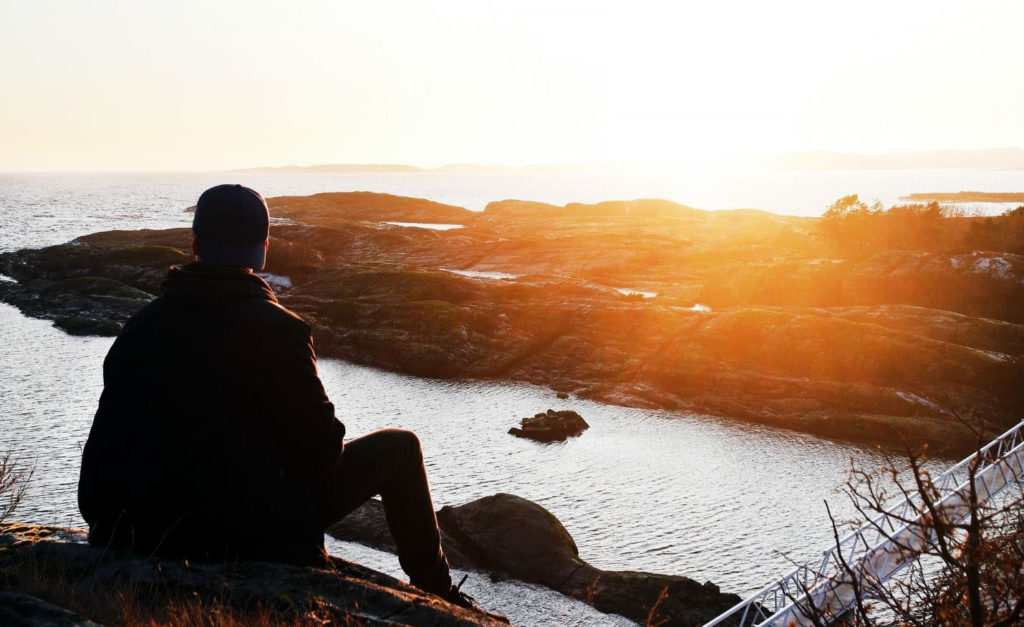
left=0, top=170, right=984, bottom=624
left=2, top=167, right=1021, bottom=252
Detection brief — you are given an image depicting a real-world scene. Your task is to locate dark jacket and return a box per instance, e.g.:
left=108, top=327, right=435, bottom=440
left=78, top=263, right=345, bottom=565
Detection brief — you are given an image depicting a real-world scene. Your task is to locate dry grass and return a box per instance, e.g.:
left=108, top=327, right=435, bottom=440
left=0, top=456, right=362, bottom=626
left=643, top=585, right=670, bottom=627
left=4, top=556, right=363, bottom=627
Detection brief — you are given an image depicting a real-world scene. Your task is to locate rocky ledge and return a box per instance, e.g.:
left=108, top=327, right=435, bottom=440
left=1, top=493, right=744, bottom=626
left=0, top=521, right=505, bottom=626
left=1, top=192, right=1022, bottom=452
left=328, top=493, right=742, bottom=626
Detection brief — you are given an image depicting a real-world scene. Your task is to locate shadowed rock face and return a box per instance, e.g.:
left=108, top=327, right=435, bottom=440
left=1, top=191, right=1022, bottom=451
left=0, top=229, right=192, bottom=335
left=328, top=493, right=742, bottom=627
left=0, top=522, right=503, bottom=626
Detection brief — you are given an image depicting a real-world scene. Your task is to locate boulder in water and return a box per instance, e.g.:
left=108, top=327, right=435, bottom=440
left=508, top=409, right=588, bottom=442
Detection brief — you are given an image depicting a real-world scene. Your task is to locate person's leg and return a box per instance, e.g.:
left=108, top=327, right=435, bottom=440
left=319, top=428, right=452, bottom=594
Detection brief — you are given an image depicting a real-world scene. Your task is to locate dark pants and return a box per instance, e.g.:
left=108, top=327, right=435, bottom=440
left=319, top=429, right=452, bottom=594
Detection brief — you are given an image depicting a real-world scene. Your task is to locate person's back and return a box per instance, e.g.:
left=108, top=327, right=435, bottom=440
left=79, top=261, right=342, bottom=564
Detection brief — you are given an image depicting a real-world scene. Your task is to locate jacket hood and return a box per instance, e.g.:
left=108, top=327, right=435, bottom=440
left=161, top=262, right=278, bottom=305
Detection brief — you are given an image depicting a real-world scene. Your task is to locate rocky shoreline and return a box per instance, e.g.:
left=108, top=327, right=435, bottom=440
left=328, top=493, right=741, bottom=626
left=1, top=192, right=1022, bottom=452
left=0, top=492, right=743, bottom=626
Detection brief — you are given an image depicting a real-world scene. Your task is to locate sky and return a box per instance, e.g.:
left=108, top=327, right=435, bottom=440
left=1, top=0, right=1023, bottom=171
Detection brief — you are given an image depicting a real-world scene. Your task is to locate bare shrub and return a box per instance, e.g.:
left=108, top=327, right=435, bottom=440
left=791, top=418, right=1024, bottom=626
left=0, top=452, right=33, bottom=523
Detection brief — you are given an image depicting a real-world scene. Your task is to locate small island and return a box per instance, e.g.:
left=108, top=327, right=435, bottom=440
left=901, top=191, right=1024, bottom=203
left=509, top=409, right=590, bottom=442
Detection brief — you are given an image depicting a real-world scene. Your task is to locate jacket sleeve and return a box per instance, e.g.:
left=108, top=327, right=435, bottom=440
left=264, top=316, right=346, bottom=478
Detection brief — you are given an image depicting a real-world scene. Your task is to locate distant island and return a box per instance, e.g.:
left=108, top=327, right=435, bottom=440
left=901, top=191, right=1024, bottom=203
left=229, top=148, right=1024, bottom=174
left=229, top=163, right=427, bottom=174
left=229, top=162, right=607, bottom=174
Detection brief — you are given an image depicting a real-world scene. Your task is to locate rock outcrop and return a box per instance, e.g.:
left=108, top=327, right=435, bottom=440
left=0, top=230, right=191, bottom=335
left=0, top=590, right=99, bottom=627
left=508, top=409, right=589, bottom=442
left=1, top=192, right=1022, bottom=451
left=328, top=493, right=742, bottom=626
left=0, top=522, right=504, bottom=626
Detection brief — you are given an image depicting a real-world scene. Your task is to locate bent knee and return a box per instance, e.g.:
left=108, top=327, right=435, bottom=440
left=380, top=428, right=422, bottom=459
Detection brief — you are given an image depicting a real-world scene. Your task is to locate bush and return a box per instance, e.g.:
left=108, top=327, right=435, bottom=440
left=818, top=195, right=952, bottom=255
left=819, top=197, right=1024, bottom=257
left=964, top=206, right=1024, bottom=254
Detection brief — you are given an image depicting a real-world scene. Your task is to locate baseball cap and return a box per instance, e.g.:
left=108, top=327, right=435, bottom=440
left=192, top=184, right=270, bottom=271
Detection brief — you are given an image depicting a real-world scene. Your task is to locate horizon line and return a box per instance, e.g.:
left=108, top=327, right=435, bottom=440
left=3, top=146, right=1024, bottom=175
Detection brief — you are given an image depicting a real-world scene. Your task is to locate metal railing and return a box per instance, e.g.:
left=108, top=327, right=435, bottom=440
left=705, top=419, right=1024, bottom=627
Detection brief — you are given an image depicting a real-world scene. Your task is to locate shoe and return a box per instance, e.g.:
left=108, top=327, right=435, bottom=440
left=443, top=574, right=511, bottom=624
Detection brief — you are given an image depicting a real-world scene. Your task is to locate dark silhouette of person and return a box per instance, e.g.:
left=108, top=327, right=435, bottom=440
left=78, top=184, right=495, bottom=615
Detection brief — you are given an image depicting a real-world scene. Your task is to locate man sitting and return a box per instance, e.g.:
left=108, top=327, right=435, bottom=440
left=78, top=184, right=498, bottom=617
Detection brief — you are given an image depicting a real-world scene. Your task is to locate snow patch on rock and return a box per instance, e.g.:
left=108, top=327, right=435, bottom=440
left=950, top=252, right=1020, bottom=281
left=974, top=348, right=1014, bottom=363
left=616, top=288, right=658, bottom=299
left=383, top=221, right=464, bottom=231
left=257, top=273, right=293, bottom=291
left=442, top=268, right=519, bottom=280
left=896, top=391, right=948, bottom=414
left=971, top=255, right=1013, bottom=280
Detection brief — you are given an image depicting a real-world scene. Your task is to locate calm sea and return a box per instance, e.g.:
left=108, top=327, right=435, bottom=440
left=0, top=169, right=989, bottom=624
